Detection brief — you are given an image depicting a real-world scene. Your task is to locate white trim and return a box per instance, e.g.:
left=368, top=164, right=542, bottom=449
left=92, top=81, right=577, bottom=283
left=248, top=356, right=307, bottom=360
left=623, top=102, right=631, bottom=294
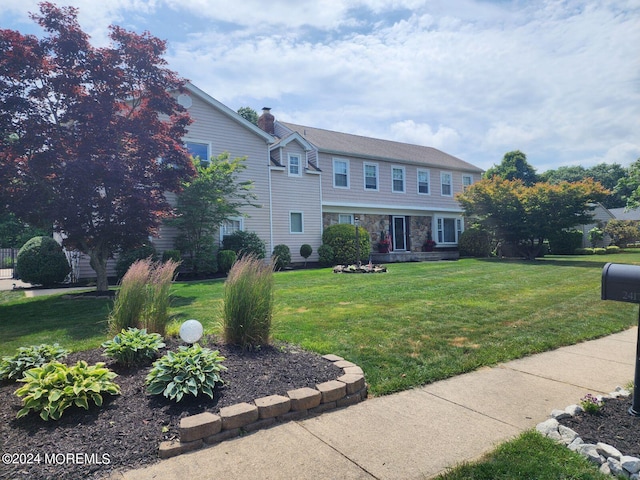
left=391, top=165, right=406, bottom=193
left=363, top=162, right=379, bottom=191
left=333, top=158, right=350, bottom=189
left=289, top=211, right=304, bottom=234
left=322, top=201, right=464, bottom=214
left=440, top=171, right=453, bottom=197
left=435, top=215, right=464, bottom=245
left=184, top=139, right=211, bottom=164
left=288, top=153, right=301, bottom=176
left=338, top=214, right=354, bottom=224
left=462, top=174, right=473, bottom=190
left=220, top=217, right=244, bottom=242
left=417, top=168, right=430, bottom=195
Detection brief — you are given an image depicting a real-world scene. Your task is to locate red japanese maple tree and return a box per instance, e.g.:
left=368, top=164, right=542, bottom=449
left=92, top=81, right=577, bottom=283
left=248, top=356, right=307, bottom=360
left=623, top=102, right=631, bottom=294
left=0, top=3, right=195, bottom=291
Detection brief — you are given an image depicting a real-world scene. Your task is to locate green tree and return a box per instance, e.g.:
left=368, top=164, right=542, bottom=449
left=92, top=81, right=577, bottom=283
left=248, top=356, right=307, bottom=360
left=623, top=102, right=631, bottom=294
left=539, top=165, right=586, bottom=184
left=237, top=107, right=258, bottom=125
left=457, top=178, right=608, bottom=259
left=0, top=213, right=51, bottom=248
left=170, top=153, right=258, bottom=274
left=484, top=151, right=538, bottom=186
left=604, top=220, right=639, bottom=246
left=615, top=158, right=640, bottom=209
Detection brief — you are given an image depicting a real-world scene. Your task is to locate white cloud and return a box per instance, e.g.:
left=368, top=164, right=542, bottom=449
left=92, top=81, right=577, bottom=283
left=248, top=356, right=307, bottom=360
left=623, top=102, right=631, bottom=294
left=390, top=120, right=461, bottom=151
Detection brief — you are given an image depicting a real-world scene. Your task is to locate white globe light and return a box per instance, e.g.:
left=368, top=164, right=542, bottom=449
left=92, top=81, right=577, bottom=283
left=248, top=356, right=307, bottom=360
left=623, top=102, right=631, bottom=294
left=179, top=319, right=203, bottom=344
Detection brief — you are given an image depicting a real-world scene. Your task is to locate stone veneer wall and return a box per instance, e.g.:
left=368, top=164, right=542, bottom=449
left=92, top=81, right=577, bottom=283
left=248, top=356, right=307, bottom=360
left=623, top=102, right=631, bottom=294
left=323, top=213, right=433, bottom=252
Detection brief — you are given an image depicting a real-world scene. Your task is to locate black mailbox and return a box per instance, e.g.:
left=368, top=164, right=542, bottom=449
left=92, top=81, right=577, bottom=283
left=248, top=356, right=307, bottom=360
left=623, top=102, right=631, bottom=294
left=602, top=263, right=640, bottom=304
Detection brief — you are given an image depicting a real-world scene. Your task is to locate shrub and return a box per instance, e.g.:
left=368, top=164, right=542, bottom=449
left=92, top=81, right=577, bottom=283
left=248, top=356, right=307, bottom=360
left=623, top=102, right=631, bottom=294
left=580, top=393, right=603, bottom=414
left=606, top=245, right=621, bottom=254
left=322, top=224, right=371, bottom=265
left=15, top=236, right=70, bottom=286
left=222, top=231, right=266, bottom=259
left=115, top=244, right=157, bottom=279
left=0, top=343, right=70, bottom=382
left=548, top=229, right=583, bottom=255
left=223, top=255, right=274, bottom=348
left=588, top=227, right=604, bottom=247
left=594, top=247, right=607, bottom=255
left=574, top=248, right=594, bottom=255
left=15, top=361, right=120, bottom=421
left=102, top=328, right=166, bottom=367
left=217, top=249, right=237, bottom=274
left=177, top=236, right=218, bottom=276
left=458, top=226, right=491, bottom=257
left=604, top=220, right=639, bottom=247
left=145, top=344, right=226, bottom=402
left=300, top=244, right=312, bottom=267
left=317, top=244, right=335, bottom=267
left=108, top=259, right=180, bottom=335
left=272, top=244, right=291, bottom=271
left=161, top=250, right=181, bottom=263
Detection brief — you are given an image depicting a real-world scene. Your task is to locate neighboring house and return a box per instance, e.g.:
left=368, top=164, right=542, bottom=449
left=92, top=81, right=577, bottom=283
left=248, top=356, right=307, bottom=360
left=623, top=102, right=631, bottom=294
left=579, top=203, right=616, bottom=247
left=609, top=207, right=640, bottom=222
left=67, top=83, right=484, bottom=280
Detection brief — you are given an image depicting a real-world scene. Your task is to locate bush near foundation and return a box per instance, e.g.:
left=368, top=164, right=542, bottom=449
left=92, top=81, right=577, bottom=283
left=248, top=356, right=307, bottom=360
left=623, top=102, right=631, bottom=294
left=322, top=224, right=370, bottom=265
left=272, top=244, right=291, bottom=270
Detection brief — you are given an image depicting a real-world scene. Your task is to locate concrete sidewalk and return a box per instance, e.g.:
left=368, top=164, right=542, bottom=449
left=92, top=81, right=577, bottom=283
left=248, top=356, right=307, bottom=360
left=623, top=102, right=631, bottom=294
left=108, top=327, right=638, bottom=480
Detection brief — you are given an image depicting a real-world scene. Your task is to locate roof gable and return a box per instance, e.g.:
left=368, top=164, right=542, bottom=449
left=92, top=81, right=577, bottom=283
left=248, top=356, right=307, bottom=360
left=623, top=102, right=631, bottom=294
left=270, top=131, right=314, bottom=152
left=279, top=121, right=482, bottom=173
left=184, top=83, right=274, bottom=144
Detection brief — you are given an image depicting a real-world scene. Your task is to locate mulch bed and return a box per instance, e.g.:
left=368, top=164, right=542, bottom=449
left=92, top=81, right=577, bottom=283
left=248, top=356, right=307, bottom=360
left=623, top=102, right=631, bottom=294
left=0, top=336, right=342, bottom=480
left=558, top=396, right=640, bottom=458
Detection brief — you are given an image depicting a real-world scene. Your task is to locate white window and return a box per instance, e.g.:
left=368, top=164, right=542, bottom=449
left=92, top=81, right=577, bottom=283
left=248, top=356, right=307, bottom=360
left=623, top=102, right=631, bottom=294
left=185, top=141, right=210, bottom=165
left=333, top=159, right=349, bottom=188
left=220, top=217, right=243, bottom=242
left=392, top=166, right=405, bottom=193
left=290, top=212, right=304, bottom=233
left=417, top=169, right=430, bottom=195
left=462, top=175, right=473, bottom=189
left=338, top=214, right=354, bottom=224
left=363, top=162, right=378, bottom=191
left=436, top=217, right=463, bottom=244
left=288, top=154, right=301, bottom=176
left=441, top=172, right=453, bottom=196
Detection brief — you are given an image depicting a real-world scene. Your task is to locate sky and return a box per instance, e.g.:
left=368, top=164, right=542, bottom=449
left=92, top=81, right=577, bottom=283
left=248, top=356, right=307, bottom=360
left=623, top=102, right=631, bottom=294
left=2, top=0, right=639, bottom=172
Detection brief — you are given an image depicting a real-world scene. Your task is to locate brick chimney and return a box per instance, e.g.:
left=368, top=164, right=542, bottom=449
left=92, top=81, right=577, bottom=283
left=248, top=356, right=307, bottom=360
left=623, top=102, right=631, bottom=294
left=257, top=107, right=275, bottom=134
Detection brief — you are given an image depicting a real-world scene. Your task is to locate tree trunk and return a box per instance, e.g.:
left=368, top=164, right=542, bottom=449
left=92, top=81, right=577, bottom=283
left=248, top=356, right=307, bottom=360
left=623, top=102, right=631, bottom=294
left=89, top=248, right=109, bottom=292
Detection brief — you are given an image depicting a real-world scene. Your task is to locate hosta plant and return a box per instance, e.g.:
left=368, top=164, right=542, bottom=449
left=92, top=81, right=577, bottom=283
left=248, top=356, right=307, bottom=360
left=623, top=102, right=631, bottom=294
left=102, top=328, right=166, bottom=367
left=15, top=361, right=121, bottom=421
left=145, top=344, right=226, bottom=402
left=0, top=343, right=70, bottom=382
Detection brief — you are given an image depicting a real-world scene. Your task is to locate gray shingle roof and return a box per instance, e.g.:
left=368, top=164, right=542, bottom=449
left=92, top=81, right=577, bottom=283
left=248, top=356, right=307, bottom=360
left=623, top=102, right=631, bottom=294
left=279, top=121, right=483, bottom=173
left=609, top=207, right=640, bottom=221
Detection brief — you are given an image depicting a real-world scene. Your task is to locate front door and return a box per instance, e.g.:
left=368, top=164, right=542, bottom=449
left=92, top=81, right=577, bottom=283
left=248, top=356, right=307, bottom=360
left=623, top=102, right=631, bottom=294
left=392, top=216, right=407, bottom=251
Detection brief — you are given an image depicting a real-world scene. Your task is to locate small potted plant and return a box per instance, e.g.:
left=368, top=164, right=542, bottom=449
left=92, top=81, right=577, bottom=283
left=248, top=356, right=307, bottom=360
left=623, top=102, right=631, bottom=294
left=378, top=231, right=391, bottom=253
left=423, top=232, right=436, bottom=252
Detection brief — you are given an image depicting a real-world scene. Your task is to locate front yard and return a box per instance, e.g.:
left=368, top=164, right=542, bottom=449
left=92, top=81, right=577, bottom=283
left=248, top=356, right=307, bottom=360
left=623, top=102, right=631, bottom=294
left=2, top=253, right=638, bottom=396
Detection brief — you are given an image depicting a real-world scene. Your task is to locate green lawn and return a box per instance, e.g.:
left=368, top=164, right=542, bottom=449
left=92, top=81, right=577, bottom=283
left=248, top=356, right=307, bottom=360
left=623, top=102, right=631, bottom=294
left=435, top=431, right=610, bottom=480
left=1, top=253, right=638, bottom=397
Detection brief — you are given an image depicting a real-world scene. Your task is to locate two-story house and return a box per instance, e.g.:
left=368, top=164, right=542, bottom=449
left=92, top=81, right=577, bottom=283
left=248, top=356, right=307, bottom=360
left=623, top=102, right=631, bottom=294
left=67, top=83, right=483, bottom=280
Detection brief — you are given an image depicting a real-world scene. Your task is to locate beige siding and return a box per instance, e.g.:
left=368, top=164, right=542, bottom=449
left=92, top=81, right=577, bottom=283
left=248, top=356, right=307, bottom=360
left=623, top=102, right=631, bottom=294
left=320, top=152, right=478, bottom=213
left=270, top=144, right=322, bottom=263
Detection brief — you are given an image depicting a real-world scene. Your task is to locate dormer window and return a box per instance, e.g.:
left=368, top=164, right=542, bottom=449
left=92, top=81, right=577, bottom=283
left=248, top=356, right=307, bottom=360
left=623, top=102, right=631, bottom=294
left=288, top=154, right=301, bottom=176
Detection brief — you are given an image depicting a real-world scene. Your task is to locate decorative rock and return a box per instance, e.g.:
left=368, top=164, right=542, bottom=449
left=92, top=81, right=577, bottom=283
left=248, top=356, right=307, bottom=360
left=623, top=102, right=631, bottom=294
left=337, top=373, right=366, bottom=395
left=316, top=380, right=347, bottom=403
left=577, top=444, right=605, bottom=465
left=220, top=402, right=259, bottom=430
left=558, top=425, right=578, bottom=445
left=615, top=386, right=631, bottom=397
left=179, top=412, right=221, bottom=442
left=597, top=442, right=623, bottom=461
left=567, top=437, right=584, bottom=451
left=621, top=456, right=640, bottom=474
left=535, top=418, right=559, bottom=437
left=288, top=387, right=322, bottom=410
left=600, top=462, right=611, bottom=476
left=254, top=395, right=291, bottom=419
left=564, top=404, right=583, bottom=416
left=607, top=457, right=626, bottom=477
left=551, top=409, right=571, bottom=420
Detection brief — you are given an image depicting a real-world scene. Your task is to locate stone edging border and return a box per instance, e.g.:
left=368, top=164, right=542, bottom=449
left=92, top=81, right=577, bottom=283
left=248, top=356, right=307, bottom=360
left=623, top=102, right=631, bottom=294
left=158, top=354, right=367, bottom=459
left=536, top=386, right=640, bottom=478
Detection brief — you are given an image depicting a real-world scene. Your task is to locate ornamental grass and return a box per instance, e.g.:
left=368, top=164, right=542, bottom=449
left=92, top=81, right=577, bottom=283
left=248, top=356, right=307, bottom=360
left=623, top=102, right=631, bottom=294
left=222, top=254, right=274, bottom=348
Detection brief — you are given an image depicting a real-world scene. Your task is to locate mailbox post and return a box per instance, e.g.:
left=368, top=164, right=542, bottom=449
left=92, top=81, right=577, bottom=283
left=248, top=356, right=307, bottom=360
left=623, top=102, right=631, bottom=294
left=601, top=262, right=640, bottom=416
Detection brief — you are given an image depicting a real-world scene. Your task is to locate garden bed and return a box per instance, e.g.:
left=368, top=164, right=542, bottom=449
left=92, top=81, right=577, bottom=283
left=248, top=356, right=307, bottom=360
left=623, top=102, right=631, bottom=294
left=0, top=336, right=343, bottom=479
